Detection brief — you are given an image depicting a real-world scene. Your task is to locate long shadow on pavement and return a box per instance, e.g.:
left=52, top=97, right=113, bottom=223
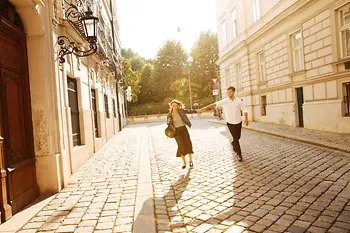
left=133, top=169, right=192, bottom=233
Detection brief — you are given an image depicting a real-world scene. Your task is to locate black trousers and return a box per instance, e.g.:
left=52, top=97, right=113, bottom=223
left=227, top=122, right=242, bottom=156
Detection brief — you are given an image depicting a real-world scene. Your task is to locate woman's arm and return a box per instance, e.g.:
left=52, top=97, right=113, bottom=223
left=167, top=114, right=172, bottom=125
left=182, top=109, right=198, bottom=114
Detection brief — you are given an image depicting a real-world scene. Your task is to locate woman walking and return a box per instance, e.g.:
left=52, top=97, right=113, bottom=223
left=167, top=100, right=197, bottom=169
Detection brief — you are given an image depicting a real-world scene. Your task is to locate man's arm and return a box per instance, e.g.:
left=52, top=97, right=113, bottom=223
left=198, top=103, right=216, bottom=112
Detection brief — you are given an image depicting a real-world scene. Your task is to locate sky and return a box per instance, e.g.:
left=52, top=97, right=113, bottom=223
left=117, top=0, right=217, bottom=59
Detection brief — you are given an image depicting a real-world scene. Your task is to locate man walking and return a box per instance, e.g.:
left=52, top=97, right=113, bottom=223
left=199, top=86, right=248, bottom=161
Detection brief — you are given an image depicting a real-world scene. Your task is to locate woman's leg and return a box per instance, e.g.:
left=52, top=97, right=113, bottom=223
left=188, top=153, right=194, bottom=167
left=181, top=155, right=186, bottom=164
left=188, top=154, right=193, bottom=163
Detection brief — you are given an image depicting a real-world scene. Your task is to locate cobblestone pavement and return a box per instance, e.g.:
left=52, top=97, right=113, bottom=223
left=148, top=120, right=350, bottom=233
left=208, top=119, right=350, bottom=153
left=13, top=120, right=350, bottom=233
left=16, top=127, right=141, bottom=233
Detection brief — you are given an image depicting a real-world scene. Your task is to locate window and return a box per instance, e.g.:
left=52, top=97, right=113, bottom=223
left=291, top=31, right=304, bottom=72
left=91, top=89, right=99, bottom=137
left=339, top=4, right=350, bottom=58
left=232, top=9, right=237, bottom=40
left=261, top=95, right=267, bottom=116
left=236, top=63, right=242, bottom=89
left=221, top=21, right=227, bottom=47
left=257, top=51, right=266, bottom=82
left=225, top=68, right=230, bottom=88
left=252, top=0, right=261, bottom=22
left=67, top=77, right=81, bottom=146
left=343, top=82, right=350, bottom=117
left=104, top=94, right=110, bottom=118
left=113, top=99, right=117, bottom=118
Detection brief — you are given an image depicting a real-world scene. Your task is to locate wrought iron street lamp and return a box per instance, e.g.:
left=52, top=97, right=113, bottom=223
left=81, top=7, right=98, bottom=43
left=58, top=1, right=98, bottom=63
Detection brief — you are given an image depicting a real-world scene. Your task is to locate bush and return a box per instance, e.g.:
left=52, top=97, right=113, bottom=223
left=127, top=96, right=216, bottom=116
left=128, top=102, right=169, bottom=116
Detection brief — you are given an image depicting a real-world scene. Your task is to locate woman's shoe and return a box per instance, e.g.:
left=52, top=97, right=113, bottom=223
left=189, top=162, right=193, bottom=168
left=182, top=163, right=186, bottom=169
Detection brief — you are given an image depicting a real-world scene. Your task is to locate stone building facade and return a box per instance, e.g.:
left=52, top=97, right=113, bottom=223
left=0, top=0, right=126, bottom=222
left=216, top=0, right=350, bottom=133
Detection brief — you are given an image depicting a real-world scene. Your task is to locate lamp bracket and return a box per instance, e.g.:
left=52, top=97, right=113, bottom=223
left=58, top=36, right=97, bottom=63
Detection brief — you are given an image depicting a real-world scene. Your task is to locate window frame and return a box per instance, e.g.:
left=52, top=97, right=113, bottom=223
left=104, top=94, right=110, bottom=119
left=221, top=21, right=227, bottom=47
left=231, top=9, right=237, bottom=40
left=338, top=3, right=350, bottom=59
left=257, top=51, right=266, bottom=83
left=291, top=31, right=304, bottom=72
left=252, top=0, right=261, bottom=23
left=67, top=77, right=82, bottom=146
left=91, top=88, right=99, bottom=138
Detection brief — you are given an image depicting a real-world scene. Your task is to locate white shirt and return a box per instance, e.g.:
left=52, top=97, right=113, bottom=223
left=216, top=97, right=247, bottom=124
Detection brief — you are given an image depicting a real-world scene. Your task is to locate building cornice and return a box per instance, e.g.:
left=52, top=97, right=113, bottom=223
left=239, top=71, right=350, bottom=97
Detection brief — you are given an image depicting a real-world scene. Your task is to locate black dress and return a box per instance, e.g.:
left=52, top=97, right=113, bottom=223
left=175, top=126, right=193, bottom=157
left=167, top=109, right=196, bottom=157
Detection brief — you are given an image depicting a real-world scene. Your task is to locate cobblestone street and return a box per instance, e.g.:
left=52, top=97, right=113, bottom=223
left=9, top=120, right=350, bottom=233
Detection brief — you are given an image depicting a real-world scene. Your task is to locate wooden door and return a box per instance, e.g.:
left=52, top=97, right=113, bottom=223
left=0, top=1, right=38, bottom=219
left=296, top=87, right=304, bottom=128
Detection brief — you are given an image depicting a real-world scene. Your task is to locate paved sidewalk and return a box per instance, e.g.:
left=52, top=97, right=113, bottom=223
left=207, top=119, right=350, bottom=154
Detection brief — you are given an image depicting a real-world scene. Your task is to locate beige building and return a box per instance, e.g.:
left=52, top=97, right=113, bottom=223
left=0, top=0, right=126, bottom=222
left=216, top=0, right=350, bottom=133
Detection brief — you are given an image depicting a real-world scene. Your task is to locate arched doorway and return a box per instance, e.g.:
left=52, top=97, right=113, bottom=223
left=0, top=0, right=38, bottom=221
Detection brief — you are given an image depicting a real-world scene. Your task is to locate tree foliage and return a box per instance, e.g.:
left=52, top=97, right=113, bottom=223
left=138, top=64, right=155, bottom=103
left=122, top=59, right=140, bottom=103
left=122, top=31, right=220, bottom=112
left=151, top=40, right=188, bottom=101
left=190, top=31, right=220, bottom=101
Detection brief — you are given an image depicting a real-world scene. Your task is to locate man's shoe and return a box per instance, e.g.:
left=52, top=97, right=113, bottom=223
left=237, top=154, right=243, bottom=162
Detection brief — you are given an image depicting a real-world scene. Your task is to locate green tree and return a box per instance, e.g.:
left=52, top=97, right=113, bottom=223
left=121, top=48, right=137, bottom=59
left=151, top=40, right=188, bottom=101
left=130, top=56, right=145, bottom=72
left=190, top=31, right=220, bottom=102
left=122, top=59, right=140, bottom=103
left=138, top=64, right=155, bottom=103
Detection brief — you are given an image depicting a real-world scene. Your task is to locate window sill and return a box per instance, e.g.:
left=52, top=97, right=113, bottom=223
left=332, top=57, right=350, bottom=65
left=288, top=70, right=306, bottom=77
left=257, top=81, right=267, bottom=86
left=73, top=145, right=85, bottom=151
